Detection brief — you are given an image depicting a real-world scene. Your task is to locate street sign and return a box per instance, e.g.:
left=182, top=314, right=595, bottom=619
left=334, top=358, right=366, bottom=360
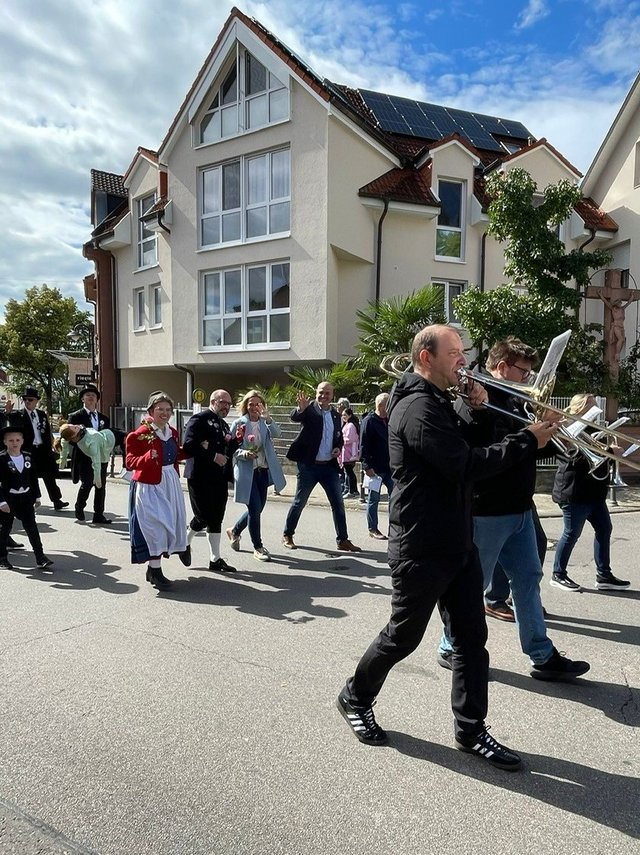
left=192, top=388, right=206, bottom=404
left=75, top=373, right=94, bottom=385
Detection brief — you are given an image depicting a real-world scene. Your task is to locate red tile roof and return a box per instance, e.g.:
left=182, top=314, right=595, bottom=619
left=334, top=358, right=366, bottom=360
left=359, top=161, right=437, bottom=206
left=574, top=197, right=618, bottom=232
left=91, top=169, right=126, bottom=197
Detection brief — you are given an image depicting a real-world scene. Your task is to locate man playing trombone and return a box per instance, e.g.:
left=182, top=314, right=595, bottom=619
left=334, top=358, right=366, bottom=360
left=337, top=324, right=559, bottom=771
left=439, top=337, right=590, bottom=682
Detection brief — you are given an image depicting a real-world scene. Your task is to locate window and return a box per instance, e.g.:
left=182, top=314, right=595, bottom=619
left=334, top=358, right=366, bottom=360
left=199, top=48, right=288, bottom=144
left=201, top=261, right=290, bottom=350
left=436, top=180, right=464, bottom=260
left=151, top=285, right=162, bottom=327
left=433, top=279, right=466, bottom=324
left=137, top=193, right=157, bottom=268
left=200, top=148, right=290, bottom=247
left=133, top=288, right=145, bottom=331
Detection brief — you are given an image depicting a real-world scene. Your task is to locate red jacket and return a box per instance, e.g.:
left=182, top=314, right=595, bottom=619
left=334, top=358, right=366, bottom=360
left=125, top=423, right=186, bottom=485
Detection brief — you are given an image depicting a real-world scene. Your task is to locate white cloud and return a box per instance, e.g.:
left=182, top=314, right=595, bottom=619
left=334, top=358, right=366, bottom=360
left=515, top=0, right=550, bottom=31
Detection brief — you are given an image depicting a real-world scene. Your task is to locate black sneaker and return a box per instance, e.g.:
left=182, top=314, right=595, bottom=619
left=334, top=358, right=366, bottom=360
left=7, top=537, right=24, bottom=550
left=530, top=648, right=590, bottom=681
left=54, top=501, right=69, bottom=510
left=596, top=573, right=630, bottom=591
left=550, top=573, right=582, bottom=592
left=75, top=508, right=85, bottom=522
left=178, top=545, right=192, bottom=567
left=208, top=557, right=236, bottom=573
left=437, top=651, right=453, bottom=671
left=0, top=557, right=14, bottom=569
left=35, top=555, right=54, bottom=569
left=336, top=693, right=387, bottom=745
left=455, top=726, right=521, bottom=771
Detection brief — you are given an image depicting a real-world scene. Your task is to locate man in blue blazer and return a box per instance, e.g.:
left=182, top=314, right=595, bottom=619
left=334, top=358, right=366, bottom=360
left=282, top=382, right=361, bottom=552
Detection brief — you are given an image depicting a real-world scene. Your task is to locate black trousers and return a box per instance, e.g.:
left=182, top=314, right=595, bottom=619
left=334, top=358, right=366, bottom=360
left=0, top=496, right=43, bottom=558
left=31, top=446, right=62, bottom=504
left=345, top=548, right=489, bottom=739
left=187, top=472, right=228, bottom=533
left=75, top=458, right=108, bottom=517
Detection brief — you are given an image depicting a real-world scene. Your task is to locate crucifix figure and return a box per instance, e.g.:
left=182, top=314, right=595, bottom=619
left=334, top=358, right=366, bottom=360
left=585, top=268, right=640, bottom=418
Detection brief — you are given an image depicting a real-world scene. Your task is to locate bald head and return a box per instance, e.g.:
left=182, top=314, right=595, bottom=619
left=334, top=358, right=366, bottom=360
left=210, top=389, right=233, bottom=416
left=411, top=324, right=466, bottom=389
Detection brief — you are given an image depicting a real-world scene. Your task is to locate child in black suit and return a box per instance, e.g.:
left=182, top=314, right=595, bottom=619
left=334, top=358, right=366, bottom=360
left=0, top=421, right=53, bottom=569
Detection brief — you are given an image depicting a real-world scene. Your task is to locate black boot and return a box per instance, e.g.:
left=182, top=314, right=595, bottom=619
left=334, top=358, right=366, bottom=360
left=146, top=565, right=172, bottom=590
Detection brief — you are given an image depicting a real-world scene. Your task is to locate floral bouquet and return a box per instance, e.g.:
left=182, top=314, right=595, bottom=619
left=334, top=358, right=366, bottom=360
left=139, top=417, right=157, bottom=444
left=245, top=433, right=259, bottom=454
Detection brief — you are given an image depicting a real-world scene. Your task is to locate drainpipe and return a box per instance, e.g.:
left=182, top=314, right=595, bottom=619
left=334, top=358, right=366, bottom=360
left=158, top=208, right=171, bottom=234
left=479, top=231, right=487, bottom=292
left=375, top=198, right=390, bottom=305
left=174, top=363, right=194, bottom=408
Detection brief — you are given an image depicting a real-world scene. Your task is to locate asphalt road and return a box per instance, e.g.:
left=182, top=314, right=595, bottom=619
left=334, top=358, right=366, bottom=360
left=1, top=477, right=638, bottom=855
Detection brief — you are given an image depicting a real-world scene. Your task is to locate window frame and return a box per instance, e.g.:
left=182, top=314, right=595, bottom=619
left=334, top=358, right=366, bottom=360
left=199, top=148, right=291, bottom=249
left=136, top=193, right=158, bottom=269
left=200, top=260, right=290, bottom=352
left=133, top=287, right=145, bottom=332
left=432, top=278, right=466, bottom=325
left=435, top=179, right=465, bottom=262
left=150, top=284, right=162, bottom=328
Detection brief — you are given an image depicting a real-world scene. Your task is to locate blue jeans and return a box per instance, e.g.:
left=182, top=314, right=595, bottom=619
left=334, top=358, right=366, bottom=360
left=366, top=472, right=394, bottom=531
left=232, top=467, right=270, bottom=549
left=284, top=461, right=348, bottom=543
left=486, top=504, right=547, bottom=607
left=440, top=512, right=553, bottom=664
left=553, top=500, right=612, bottom=577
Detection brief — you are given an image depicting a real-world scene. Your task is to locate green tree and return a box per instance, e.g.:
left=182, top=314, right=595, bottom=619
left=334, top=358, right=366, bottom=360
left=454, top=168, right=612, bottom=390
left=0, top=284, right=91, bottom=413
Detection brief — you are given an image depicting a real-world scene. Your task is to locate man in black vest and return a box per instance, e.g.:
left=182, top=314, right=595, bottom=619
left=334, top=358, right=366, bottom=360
left=67, top=385, right=111, bottom=524
left=183, top=389, right=237, bottom=572
left=18, top=387, right=68, bottom=511
left=282, top=381, right=361, bottom=552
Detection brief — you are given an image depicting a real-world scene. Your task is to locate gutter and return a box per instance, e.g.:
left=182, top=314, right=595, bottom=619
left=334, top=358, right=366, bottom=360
left=375, top=198, right=390, bottom=306
left=174, top=363, right=195, bottom=408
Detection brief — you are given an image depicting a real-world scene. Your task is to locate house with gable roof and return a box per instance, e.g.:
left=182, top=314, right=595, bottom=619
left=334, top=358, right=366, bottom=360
left=83, top=6, right=617, bottom=410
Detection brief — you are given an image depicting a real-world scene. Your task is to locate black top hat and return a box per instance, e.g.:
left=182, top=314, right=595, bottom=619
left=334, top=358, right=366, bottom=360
left=1, top=413, right=25, bottom=438
left=79, top=384, right=100, bottom=401
left=21, top=387, right=41, bottom=400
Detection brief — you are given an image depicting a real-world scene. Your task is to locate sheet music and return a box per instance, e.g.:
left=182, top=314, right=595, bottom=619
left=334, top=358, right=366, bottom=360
left=533, top=330, right=572, bottom=392
left=563, top=405, right=602, bottom=438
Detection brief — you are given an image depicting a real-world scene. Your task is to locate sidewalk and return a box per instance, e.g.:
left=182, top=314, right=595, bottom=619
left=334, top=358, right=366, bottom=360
left=105, top=455, right=640, bottom=518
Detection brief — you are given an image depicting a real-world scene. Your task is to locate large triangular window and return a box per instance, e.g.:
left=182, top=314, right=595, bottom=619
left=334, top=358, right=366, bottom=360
left=198, top=46, right=288, bottom=145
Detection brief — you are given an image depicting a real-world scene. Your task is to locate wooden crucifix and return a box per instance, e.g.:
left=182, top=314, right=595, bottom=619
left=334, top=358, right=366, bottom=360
left=585, top=268, right=640, bottom=419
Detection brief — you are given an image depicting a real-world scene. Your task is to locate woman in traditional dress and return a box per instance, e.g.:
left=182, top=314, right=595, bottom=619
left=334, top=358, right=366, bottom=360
left=226, top=390, right=286, bottom=562
left=125, top=392, right=188, bottom=590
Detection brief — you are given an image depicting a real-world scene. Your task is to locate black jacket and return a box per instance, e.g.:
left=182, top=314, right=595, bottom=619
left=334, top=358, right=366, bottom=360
left=360, top=412, right=391, bottom=475
left=0, top=450, right=39, bottom=504
left=182, top=409, right=236, bottom=482
left=466, top=387, right=550, bottom=516
left=552, top=431, right=609, bottom=504
left=18, top=407, right=56, bottom=456
left=68, top=407, right=110, bottom=484
left=386, top=371, right=537, bottom=561
left=286, top=403, right=343, bottom=464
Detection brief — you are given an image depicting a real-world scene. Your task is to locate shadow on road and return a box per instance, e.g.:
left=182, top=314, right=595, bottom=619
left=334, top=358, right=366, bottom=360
left=154, top=564, right=391, bottom=622
left=8, top=550, right=138, bottom=596
left=388, top=732, right=640, bottom=839
left=490, top=667, right=639, bottom=726
left=544, top=611, right=640, bottom=646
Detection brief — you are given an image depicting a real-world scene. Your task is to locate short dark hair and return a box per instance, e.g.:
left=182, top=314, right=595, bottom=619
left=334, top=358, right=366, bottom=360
left=410, top=324, right=454, bottom=367
left=486, top=337, right=538, bottom=371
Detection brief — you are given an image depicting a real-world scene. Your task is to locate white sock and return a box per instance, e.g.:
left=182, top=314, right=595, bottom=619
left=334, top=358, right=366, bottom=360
left=149, top=558, right=161, bottom=569
left=186, top=526, right=197, bottom=545
left=208, top=532, right=221, bottom=561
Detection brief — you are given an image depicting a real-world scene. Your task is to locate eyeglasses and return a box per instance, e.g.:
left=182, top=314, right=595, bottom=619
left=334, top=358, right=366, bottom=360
left=215, top=398, right=232, bottom=405
left=511, top=364, right=533, bottom=382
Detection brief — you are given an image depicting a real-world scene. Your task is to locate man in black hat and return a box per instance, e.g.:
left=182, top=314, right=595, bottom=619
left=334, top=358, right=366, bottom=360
left=67, top=385, right=111, bottom=524
left=18, top=387, right=68, bottom=511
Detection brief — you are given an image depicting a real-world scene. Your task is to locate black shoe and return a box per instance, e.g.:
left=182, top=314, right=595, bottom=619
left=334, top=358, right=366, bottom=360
left=0, top=557, right=14, bottom=569
left=7, top=537, right=24, bottom=550
left=146, top=566, right=172, bottom=590
left=455, top=726, right=522, bottom=771
left=92, top=516, right=112, bottom=525
left=35, top=555, right=54, bottom=569
left=54, top=501, right=69, bottom=510
left=596, top=573, right=630, bottom=590
left=437, top=651, right=453, bottom=671
left=178, top=545, right=192, bottom=567
left=550, top=573, right=581, bottom=592
left=530, top=648, right=590, bottom=681
left=208, top=557, right=236, bottom=573
left=75, top=508, right=85, bottom=522
left=336, top=693, right=388, bottom=745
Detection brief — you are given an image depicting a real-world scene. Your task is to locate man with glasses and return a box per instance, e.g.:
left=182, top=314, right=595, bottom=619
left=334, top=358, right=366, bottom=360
left=183, top=389, right=238, bottom=572
left=283, top=382, right=361, bottom=552
left=438, top=337, right=590, bottom=682
left=18, top=387, right=68, bottom=510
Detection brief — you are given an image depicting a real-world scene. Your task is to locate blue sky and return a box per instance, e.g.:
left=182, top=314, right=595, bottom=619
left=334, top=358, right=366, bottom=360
left=0, top=0, right=638, bottom=320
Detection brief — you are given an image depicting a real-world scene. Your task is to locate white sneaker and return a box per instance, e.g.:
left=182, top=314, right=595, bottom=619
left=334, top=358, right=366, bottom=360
left=226, top=527, right=241, bottom=551
left=254, top=547, right=271, bottom=562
